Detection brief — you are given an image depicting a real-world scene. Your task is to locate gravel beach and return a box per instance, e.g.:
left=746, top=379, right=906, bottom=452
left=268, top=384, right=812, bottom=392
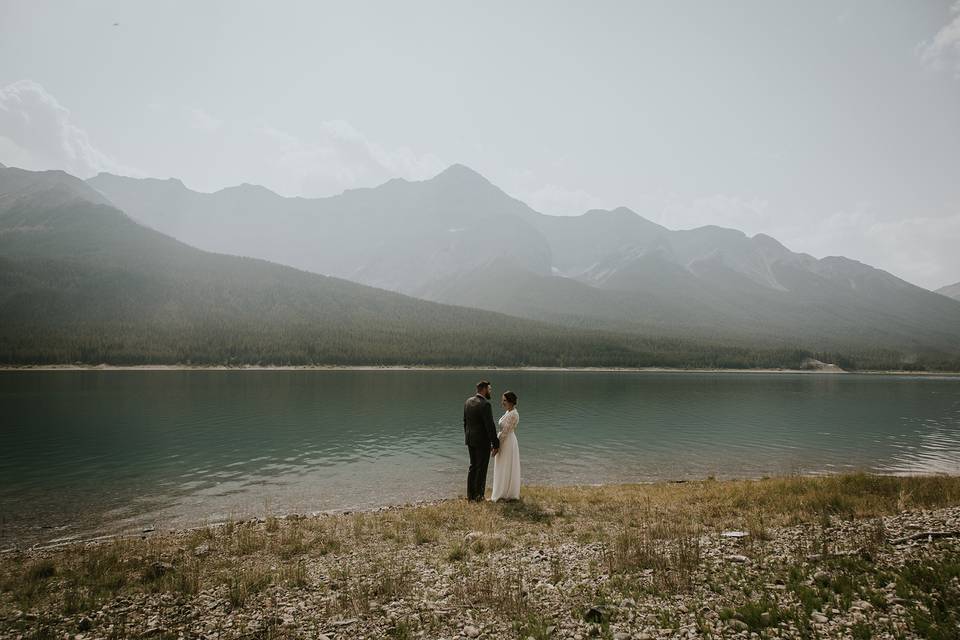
left=2, top=474, right=959, bottom=639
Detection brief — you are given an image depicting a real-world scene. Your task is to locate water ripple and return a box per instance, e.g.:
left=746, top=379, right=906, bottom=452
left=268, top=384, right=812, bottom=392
left=1, top=370, right=958, bottom=545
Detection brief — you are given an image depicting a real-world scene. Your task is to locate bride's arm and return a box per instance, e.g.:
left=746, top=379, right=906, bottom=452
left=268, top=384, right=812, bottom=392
left=500, top=412, right=518, bottom=437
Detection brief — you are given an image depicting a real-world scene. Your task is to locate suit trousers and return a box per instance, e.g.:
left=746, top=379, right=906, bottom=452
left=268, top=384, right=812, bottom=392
left=467, top=444, right=491, bottom=501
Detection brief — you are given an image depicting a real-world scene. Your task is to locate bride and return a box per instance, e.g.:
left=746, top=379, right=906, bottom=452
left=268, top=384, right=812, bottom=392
left=491, top=390, right=521, bottom=502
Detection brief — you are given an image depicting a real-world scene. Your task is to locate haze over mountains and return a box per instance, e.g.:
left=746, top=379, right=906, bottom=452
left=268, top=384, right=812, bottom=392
left=937, top=282, right=960, bottom=302
left=88, top=164, right=960, bottom=367
left=1, top=164, right=687, bottom=367
left=1, top=161, right=958, bottom=369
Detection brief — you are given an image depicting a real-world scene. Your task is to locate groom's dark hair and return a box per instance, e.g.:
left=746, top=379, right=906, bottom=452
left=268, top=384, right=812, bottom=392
left=476, top=380, right=490, bottom=392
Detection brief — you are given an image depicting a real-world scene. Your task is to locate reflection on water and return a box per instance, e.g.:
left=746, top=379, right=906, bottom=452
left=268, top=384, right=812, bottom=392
left=1, top=370, right=958, bottom=545
left=884, top=420, right=960, bottom=475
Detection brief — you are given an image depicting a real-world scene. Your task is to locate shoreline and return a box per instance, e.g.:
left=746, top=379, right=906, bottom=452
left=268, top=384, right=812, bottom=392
left=2, top=472, right=948, bottom=554
left=2, top=363, right=959, bottom=375
left=0, top=474, right=783, bottom=553
left=2, top=472, right=950, bottom=554
left=0, top=475, right=788, bottom=554
left=3, top=474, right=959, bottom=639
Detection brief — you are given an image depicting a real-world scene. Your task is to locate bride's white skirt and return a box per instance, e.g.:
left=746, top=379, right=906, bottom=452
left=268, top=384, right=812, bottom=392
left=491, top=431, right=521, bottom=501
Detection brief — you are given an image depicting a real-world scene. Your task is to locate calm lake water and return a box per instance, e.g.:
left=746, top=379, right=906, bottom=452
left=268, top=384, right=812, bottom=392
left=2, top=370, right=959, bottom=546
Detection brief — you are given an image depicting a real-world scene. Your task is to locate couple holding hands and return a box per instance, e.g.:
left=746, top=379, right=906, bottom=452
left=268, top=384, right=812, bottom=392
left=463, top=380, right=521, bottom=502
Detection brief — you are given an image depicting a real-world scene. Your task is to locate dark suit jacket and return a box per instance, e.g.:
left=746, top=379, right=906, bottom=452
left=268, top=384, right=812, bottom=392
left=463, top=394, right=500, bottom=449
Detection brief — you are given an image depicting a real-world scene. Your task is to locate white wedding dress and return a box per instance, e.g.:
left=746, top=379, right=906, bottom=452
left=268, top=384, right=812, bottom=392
left=491, top=408, right=521, bottom=501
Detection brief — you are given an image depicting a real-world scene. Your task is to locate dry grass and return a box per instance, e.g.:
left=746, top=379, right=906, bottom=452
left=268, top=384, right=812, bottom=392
left=451, top=555, right=530, bottom=618
left=227, top=566, right=272, bottom=608
left=604, top=510, right=702, bottom=593
left=332, top=550, right=415, bottom=616
left=525, top=473, right=960, bottom=530
left=2, top=473, right=959, bottom=622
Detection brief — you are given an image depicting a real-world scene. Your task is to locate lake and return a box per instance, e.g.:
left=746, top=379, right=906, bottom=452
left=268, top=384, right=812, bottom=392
left=2, top=370, right=959, bottom=546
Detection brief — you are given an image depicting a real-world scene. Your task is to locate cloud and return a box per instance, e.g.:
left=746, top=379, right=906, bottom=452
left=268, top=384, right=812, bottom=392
left=0, top=84, right=444, bottom=197
left=0, top=80, right=135, bottom=177
left=918, top=1, right=960, bottom=77
left=252, top=120, right=445, bottom=197
left=140, top=104, right=445, bottom=197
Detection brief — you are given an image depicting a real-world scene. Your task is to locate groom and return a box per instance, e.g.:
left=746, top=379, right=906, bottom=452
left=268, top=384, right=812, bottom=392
left=463, top=380, right=500, bottom=501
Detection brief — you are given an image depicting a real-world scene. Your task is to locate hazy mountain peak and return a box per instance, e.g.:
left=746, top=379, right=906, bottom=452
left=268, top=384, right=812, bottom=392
left=430, top=163, right=493, bottom=187
left=750, top=232, right=791, bottom=254
left=93, top=172, right=186, bottom=190
left=819, top=255, right=866, bottom=268
left=1, top=165, right=111, bottom=208
left=751, top=232, right=781, bottom=245
left=583, top=206, right=635, bottom=218
left=217, top=182, right=279, bottom=197
left=579, top=206, right=666, bottom=229
left=693, top=224, right=747, bottom=238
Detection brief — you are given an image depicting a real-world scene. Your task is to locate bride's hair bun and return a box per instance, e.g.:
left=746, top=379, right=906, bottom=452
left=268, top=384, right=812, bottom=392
left=503, top=391, right=518, bottom=405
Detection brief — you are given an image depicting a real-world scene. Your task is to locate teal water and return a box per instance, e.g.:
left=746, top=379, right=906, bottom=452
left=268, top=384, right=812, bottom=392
left=1, top=370, right=959, bottom=546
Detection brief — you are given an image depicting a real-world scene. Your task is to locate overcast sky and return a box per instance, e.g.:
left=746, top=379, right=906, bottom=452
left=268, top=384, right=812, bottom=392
left=1, top=1, right=959, bottom=289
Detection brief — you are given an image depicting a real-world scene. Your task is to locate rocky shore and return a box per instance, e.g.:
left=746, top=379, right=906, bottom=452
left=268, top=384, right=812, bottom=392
left=2, top=474, right=959, bottom=639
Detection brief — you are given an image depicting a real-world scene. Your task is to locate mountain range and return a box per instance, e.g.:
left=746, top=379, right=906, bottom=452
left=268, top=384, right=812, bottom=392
left=86, top=164, right=960, bottom=368
left=2, top=165, right=691, bottom=367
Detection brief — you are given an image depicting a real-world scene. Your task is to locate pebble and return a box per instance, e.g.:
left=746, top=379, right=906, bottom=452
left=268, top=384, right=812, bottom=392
left=330, top=618, right=358, bottom=626
left=3, top=494, right=958, bottom=640
left=584, top=605, right=611, bottom=623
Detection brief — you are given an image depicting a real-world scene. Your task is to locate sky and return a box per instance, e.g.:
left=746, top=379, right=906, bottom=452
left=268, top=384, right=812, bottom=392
left=1, top=1, right=959, bottom=290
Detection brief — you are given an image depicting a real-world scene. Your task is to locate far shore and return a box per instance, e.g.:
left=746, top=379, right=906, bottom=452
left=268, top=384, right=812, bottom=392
left=2, top=363, right=959, bottom=375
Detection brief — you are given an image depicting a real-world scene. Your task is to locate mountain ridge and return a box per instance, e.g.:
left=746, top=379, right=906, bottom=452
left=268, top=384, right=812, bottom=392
left=5, top=165, right=726, bottom=367
left=84, top=164, right=960, bottom=364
